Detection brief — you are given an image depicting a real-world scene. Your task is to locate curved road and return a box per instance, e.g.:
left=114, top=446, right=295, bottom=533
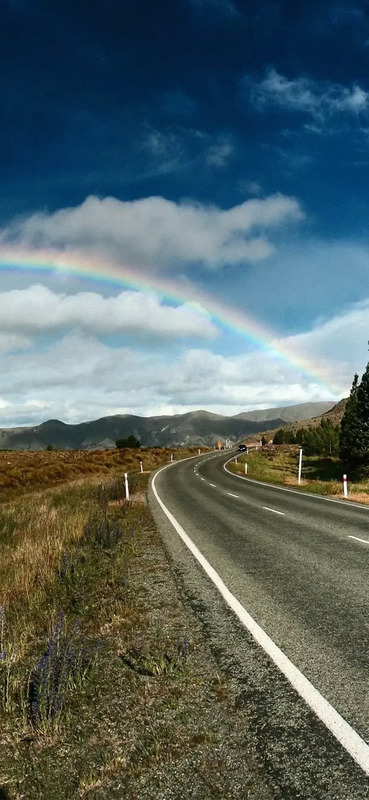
left=150, top=449, right=369, bottom=788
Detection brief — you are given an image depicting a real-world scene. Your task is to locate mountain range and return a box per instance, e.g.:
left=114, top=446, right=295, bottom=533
left=0, top=402, right=336, bottom=450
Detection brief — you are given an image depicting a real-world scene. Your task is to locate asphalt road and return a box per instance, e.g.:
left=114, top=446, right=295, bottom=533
left=150, top=449, right=369, bottom=793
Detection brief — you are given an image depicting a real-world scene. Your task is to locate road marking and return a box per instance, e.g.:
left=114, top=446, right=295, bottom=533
left=263, top=506, right=285, bottom=516
left=209, top=483, right=216, bottom=487
left=347, top=535, right=369, bottom=545
left=200, top=476, right=205, bottom=481
left=152, top=462, right=369, bottom=778
left=223, top=458, right=369, bottom=511
left=227, top=492, right=239, bottom=498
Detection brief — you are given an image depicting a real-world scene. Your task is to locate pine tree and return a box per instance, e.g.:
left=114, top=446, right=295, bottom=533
left=355, top=363, right=369, bottom=473
left=339, top=373, right=359, bottom=464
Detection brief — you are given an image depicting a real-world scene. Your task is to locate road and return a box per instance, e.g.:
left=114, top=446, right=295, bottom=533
left=149, top=449, right=369, bottom=794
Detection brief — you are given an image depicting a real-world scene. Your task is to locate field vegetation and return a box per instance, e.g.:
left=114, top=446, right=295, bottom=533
left=0, top=447, right=193, bottom=499
left=229, top=447, right=369, bottom=503
left=0, top=446, right=273, bottom=799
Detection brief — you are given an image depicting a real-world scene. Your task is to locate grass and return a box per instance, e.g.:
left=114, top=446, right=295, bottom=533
left=229, top=447, right=369, bottom=502
left=0, top=446, right=200, bottom=500
left=0, top=447, right=274, bottom=799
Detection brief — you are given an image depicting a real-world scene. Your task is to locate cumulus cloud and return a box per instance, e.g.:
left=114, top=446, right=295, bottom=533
left=0, top=193, right=303, bottom=270
left=0, top=284, right=217, bottom=340
left=0, top=332, right=332, bottom=426
left=247, top=68, right=369, bottom=122
left=274, top=297, right=369, bottom=387
left=3, top=291, right=369, bottom=425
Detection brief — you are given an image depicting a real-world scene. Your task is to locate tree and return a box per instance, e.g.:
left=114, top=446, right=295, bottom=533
left=339, top=374, right=360, bottom=464
left=273, top=428, right=285, bottom=444
left=116, top=435, right=141, bottom=449
left=340, top=366, right=369, bottom=477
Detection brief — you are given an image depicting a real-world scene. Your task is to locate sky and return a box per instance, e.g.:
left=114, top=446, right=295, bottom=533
left=1, top=0, right=369, bottom=425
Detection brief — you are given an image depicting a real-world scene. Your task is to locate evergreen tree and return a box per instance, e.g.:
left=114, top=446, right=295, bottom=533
left=355, top=363, right=369, bottom=473
left=273, top=428, right=285, bottom=444
left=116, top=435, right=141, bottom=449
left=339, top=373, right=360, bottom=464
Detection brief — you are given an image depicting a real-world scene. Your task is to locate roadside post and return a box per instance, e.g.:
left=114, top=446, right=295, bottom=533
left=170, top=453, right=174, bottom=462
left=245, top=463, right=248, bottom=475
left=124, top=472, right=130, bottom=501
left=140, top=460, right=143, bottom=473
left=343, top=474, right=348, bottom=498
left=234, top=455, right=238, bottom=464
left=298, top=448, right=303, bottom=485
left=198, top=449, right=201, bottom=455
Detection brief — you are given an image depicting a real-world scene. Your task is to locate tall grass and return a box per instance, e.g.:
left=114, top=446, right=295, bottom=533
left=0, top=470, right=141, bottom=732
left=230, top=449, right=369, bottom=501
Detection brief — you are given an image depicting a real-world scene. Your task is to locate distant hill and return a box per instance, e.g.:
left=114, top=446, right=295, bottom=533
left=0, top=410, right=288, bottom=451
left=0, top=401, right=344, bottom=451
left=233, top=401, right=335, bottom=423
left=286, top=397, right=348, bottom=432
left=251, top=398, right=348, bottom=443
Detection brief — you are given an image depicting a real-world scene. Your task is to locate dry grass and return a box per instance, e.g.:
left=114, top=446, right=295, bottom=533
left=230, top=448, right=369, bottom=502
left=0, top=446, right=202, bottom=499
left=0, top=452, right=274, bottom=800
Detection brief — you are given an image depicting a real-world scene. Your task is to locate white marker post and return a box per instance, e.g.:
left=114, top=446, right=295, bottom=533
left=235, top=455, right=238, bottom=464
left=343, top=474, right=348, bottom=498
left=298, top=448, right=303, bottom=485
left=124, top=472, right=130, bottom=501
left=170, top=453, right=174, bottom=462
left=245, top=463, right=248, bottom=475
left=140, top=460, right=143, bottom=473
left=198, top=449, right=201, bottom=455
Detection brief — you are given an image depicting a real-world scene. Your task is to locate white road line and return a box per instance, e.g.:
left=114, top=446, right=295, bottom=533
left=152, top=462, right=369, bottom=778
left=347, top=535, right=369, bottom=545
left=209, top=483, right=216, bottom=487
left=227, top=492, right=239, bottom=498
left=262, top=506, right=285, bottom=515
left=200, top=476, right=205, bottom=481
left=223, top=458, right=369, bottom=511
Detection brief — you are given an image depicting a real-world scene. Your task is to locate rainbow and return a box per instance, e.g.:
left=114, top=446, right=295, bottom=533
left=0, top=244, right=340, bottom=395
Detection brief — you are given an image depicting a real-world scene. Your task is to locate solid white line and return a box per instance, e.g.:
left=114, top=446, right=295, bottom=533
left=152, top=462, right=369, bottom=777
left=227, top=492, right=239, bottom=498
left=223, top=458, right=369, bottom=511
left=263, top=506, right=285, bottom=516
left=347, top=535, right=369, bottom=545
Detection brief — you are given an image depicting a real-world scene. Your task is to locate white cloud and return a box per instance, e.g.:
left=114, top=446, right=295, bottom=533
left=0, top=193, right=303, bottom=270
left=0, top=333, right=30, bottom=355
left=3, top=291, right=367, bottom=425
left=275, top=297, right=369, bottom=387
left=206, top=140, right=234, bottom=167
left=248, top=68, right=369, bottom=122
left=0, top=284, right=217, bottom=340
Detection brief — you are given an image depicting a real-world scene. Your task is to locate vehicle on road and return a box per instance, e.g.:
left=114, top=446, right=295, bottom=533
left=237, top=443, right=247, bottom=451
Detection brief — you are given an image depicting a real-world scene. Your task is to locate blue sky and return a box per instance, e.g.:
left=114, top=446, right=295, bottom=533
left=1, top=0, right=369, bottom=424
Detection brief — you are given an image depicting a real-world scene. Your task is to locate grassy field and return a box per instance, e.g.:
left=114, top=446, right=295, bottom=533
left=0, top=449, right=274, bottom=799
left=229, top=447, right=369, bottom=503
left=0, top=447, right=200, bottom=499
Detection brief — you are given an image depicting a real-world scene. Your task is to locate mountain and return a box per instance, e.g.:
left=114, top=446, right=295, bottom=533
left=0, top=410, right=288, bottom=451
left=232, top=401, right=335, bottom=423
left=250, top=398, right=348, bottom=444
left=0, top=402, right=342, bottom=451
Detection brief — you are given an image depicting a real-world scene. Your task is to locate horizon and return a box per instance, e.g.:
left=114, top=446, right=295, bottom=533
left=0, top=1, right=368, bottom=425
